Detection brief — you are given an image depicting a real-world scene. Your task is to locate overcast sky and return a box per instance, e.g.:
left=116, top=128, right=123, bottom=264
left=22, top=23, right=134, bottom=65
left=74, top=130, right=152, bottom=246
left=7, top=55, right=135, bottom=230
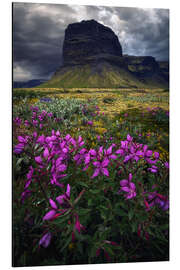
left=13, top=2, right=169, bottom=81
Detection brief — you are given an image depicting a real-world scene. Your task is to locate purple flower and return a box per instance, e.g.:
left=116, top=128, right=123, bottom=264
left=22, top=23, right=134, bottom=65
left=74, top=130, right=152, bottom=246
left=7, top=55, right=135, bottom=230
left=91, top=158, right=109, bottom=178
left=39, top=232, right=52, bottom=248
left=14, top=143, right=25, bottom=154
left=165, top=162, right=169, bottom=169
left=47, top=112, right=53, bottom=117
left=156, top=197, right=169, bottom=211
left=115, top=148, right=124, bottom=156
left=31, top=106, right=39, bottom=112
left=14, top=136, right=29, bottom=154
left=19, top=135, right=29, bottom=143
left=154, top=152, right=160, bottom=159
left=144, top=192, right=169, bottom=211
left=43, top=186, right=71, bottom=221
left=43, top=147, right=49, bottom=159
left=127, top=134, right=133, bottom=142
left=74, top=148, right=87, bottom=165
left=43, top=209, right=57, bottom=221
left=32, top=120, right=38, bottom=127
left=148, top=165, right=158, bottom=173
left=143, top=145, right=153, bottom=157
left=104, top=145, right=117, bottom=160
left=87, top=121, right=93, bottom=126
left=50, top=158, right=67, bottom=186
left=24, top=166, right=34, bottom=189
left=21, top=189, right=31, bottom=204
left=35, top=156, right=43, bottom=164
left=13, top=117, right=22, bottom=126
left=74, top=214, right=85, bottom=233
left=24, top=120, right=30, bottom=127
left=36, top=135, right=45, bottom=144
left=56, top=184, right=71, bottom=205
left=77, top=136, right=85, bottom=147
left=120, top=173, right=136, bottom=199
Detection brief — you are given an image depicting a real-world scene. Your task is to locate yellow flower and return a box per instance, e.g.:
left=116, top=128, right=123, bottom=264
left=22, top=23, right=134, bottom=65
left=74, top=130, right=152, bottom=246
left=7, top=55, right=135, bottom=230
left=95, top=127, right=107, bottom=134
left=68, top=243, right=75, bottom=250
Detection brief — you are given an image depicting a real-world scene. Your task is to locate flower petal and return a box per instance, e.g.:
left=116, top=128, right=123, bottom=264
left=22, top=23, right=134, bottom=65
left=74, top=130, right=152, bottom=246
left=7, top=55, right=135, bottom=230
left=129, top=173, right=133, bottom=181
left=91, top=168, right=100, bottom=178
left=57, top=164, right=67, bottom=172
left=56, top=195, right=65, bottom=205
left=39, top=232, right=52, bottom=248
left=120, top=180, right=128, bottom=186
left=101, top=167, right=109, bottom=177
left=43, top=210, right=56, bottom=220
left=109, top=154, right=117, bottom=160
left=35, top=156, right=43, bottom=164
left=121, top=186, right=130, bottom=192
left=115, top=149, right=124, bottom=155
left=43, top=148, right=49, bottom=159
left=93, top=161, right=101, bottom=167
left=49, top=198, right=57, bottom=210
left=66, top=184, right=71, bottom=198
left=106, top=146, right=112, bottom=155
left=102, top=158, right=109, bottom=167
left=129, top=182, right=136, bottom=190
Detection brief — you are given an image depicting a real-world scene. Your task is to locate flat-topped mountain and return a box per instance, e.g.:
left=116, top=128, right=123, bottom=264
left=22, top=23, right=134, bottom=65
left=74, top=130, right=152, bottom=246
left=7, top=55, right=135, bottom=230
left=63, top=19, right=122, bottom=66
left=39, top=20, right=169, bottom=89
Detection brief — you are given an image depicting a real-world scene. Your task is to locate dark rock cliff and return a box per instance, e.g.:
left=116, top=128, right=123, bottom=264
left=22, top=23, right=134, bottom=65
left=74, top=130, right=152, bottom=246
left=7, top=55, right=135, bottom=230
left=41, top=20, right=169, bottom=88
left=63, top=19, right=122, bottom=66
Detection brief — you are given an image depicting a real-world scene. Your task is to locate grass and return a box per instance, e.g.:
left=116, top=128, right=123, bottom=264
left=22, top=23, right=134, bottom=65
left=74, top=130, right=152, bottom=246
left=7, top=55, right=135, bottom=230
left=13, top=87, right=169, bottom=116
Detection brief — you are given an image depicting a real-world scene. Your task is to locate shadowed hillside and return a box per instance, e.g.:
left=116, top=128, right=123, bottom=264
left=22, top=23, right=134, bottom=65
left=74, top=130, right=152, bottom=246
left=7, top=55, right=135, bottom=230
left=38, top=20, right=169, bottom=89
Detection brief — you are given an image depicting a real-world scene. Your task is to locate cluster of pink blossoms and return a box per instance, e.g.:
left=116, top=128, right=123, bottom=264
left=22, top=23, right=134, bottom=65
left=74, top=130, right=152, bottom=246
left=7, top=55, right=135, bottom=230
left=14, top=131, right=169, bottom=205
left=14, top=130, right=169, bottom=249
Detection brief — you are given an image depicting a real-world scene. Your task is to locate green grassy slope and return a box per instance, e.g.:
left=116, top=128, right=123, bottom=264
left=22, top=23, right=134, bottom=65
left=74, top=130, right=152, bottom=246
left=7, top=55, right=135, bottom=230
left=38, top=62, right=168, bottom=89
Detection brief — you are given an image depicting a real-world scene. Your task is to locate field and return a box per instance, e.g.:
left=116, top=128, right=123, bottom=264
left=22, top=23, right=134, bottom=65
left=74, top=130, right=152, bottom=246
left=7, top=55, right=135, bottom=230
left=12, top=87, right=169, bottom=266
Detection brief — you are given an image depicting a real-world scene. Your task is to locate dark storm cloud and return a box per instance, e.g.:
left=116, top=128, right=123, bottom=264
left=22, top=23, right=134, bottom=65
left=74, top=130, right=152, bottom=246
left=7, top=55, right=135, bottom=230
left=13, top=3, right=169, bottom=81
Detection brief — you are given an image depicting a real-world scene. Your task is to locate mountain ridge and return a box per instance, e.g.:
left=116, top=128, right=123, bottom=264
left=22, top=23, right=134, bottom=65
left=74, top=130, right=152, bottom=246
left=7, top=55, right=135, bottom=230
left=38, top=20, right=169, bottom=89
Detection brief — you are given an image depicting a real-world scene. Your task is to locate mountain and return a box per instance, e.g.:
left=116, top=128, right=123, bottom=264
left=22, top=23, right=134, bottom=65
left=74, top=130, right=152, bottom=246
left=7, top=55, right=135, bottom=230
left=13, top=79, right=47, bottom=88
left=39, top=20, right=169, bottom=89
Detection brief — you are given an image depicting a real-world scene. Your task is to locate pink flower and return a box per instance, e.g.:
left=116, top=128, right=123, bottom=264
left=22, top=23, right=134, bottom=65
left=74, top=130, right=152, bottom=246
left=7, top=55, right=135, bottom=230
left=165, top=162, right=169, bottom=169
left=74, top=214, right=85, bottom=233
left=43, top=147, right=49, bottom=159
left=56, top=184, right=71, bottom=205
left=39, top=232, right=52, bottom=248
left=120, top=173, right=136, bottom=199
left=91, top=158, right=109, bottom=178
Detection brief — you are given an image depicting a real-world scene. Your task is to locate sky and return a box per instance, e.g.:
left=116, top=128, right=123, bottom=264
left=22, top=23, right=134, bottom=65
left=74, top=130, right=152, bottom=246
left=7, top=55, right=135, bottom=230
left=13, top=2, right=169, bottom=81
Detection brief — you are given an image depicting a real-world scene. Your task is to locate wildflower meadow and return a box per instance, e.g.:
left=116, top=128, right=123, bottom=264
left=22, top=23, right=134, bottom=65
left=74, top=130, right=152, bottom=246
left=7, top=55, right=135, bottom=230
left=12, top=90, right=169, bottom=266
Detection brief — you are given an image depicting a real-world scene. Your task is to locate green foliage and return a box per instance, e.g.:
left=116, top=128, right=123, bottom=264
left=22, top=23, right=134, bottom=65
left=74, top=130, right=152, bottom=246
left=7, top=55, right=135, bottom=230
left=12, top=96, right=169, bottom=266
left=103, top=97, right=115, bottom=104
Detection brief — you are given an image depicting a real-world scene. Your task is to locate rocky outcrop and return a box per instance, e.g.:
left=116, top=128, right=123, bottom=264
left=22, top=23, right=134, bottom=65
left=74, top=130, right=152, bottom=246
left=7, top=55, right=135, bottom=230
left=63, top=19, right=122, bottom=66
left=158, top=61, right=169, bottom=82
left=41, top=20, right=169, bottom=88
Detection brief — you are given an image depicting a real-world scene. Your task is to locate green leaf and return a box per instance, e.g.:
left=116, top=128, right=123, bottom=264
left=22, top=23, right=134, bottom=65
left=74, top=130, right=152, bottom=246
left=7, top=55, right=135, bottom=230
left=88, top=199, right=92, bottom=206
left=128, top=209, right=134, bottom=220
left=16, top=157, right=24, bottom=166
left=104, top=246, right=114, bottom=256
left=131, top=222, right=137, bottom=233
left=52, top=213, right=70, bottom=225
left=78, top=208, right=91, bottom=216
left=60, top=234, right=72, bottom=252
left=89, top=189, right=100, bottom=194
left=115, top=208, right=127, bottom=217
left=78, top=181, right=89, bottom=188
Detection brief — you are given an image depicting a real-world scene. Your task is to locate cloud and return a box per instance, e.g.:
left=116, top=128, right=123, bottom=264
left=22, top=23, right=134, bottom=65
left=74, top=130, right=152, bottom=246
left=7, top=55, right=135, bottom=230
left=13, top=3, right=169, bottom=81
